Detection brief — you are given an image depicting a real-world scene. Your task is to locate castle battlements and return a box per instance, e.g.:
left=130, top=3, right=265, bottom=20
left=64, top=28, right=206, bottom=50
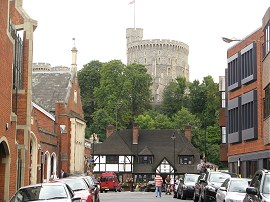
left=126, top=28, right=189, bottom=104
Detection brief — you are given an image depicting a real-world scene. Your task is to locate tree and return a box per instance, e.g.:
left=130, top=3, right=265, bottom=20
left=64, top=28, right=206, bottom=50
left=123, top=63, right=152, bottom=118
left=77, top=60, right=102, bottom=131
left=134, top=114, right=155, bottom=129
left=92, top=109, right=112, bottom=142
left=153, top=114, right=172, bottom=129
left=161, top=81, right=180, bottom=115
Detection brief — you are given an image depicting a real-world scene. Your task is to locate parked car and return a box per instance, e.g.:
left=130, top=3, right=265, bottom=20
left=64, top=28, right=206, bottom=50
left=194, top=171, right=237, bottom=202
left=55, top=177, right=94, bottom=202
left=243, top=169, right=270, bottom=202
left=9, top=182, right=81, bottom=202
left=99, top=172, right=122, bottom=193
left=79, top=175, right=100, bottom=202
left=176, top=173, right=199, bottom=200
left=91, top=176, right=101, bottom=191
left=146, top=180, right=156, bottom=192
left=216, top=177, right=251, bottom=202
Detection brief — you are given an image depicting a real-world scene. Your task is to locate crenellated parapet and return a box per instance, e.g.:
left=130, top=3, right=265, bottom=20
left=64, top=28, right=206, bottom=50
left=126, top=28, right=190, bottom=103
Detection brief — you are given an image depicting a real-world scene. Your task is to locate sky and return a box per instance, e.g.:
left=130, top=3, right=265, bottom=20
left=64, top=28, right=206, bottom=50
left=22, top=0, right=270, bottom=83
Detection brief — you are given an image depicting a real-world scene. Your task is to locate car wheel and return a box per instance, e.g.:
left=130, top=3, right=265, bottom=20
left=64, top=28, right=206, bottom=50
left=100, top=190, right=103, bottom=193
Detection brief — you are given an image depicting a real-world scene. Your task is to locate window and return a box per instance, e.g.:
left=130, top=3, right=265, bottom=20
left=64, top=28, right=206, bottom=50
left=221, top=91, right=226, bottom=108
left=221, top=127, right=226, bottom=143
left=228, top=107, right=239, bottom=134
left=138, top=156, right=153, bottom=164
left=264, top=20, right=270, bottom=57
left=179, top=156, right=194, bottom=165
left=106, top=155, right=119, bottom=164
left=240, top=42, right=257, bottom=85
left=265, top=85, right=270, bottom=118
left=241, top=101, right=254, bottom=130
left=74, top=90, right=77, bottom=104
left=227, top=53, right=240, bottom=90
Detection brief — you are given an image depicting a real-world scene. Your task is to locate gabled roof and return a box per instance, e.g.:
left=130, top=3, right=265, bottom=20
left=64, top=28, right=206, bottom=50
left=138, top=146, right=153, bottom=155
left=32, top=72, right=73, bottom=112
left=94, top=132, right=133, bottom=155
left=95, top=128, right=201, bottom=174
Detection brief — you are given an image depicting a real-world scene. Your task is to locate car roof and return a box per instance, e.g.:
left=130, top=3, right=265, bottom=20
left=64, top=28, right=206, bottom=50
left=229, top=177, right=251, bottom=181
left=19, top=182, right=66, bottom=189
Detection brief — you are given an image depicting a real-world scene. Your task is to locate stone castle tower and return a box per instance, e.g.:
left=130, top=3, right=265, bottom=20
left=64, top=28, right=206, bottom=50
left=126, top=28, right=189, bottom=104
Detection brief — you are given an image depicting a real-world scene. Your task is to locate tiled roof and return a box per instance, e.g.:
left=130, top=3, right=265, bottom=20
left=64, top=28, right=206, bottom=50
left=95, top=129, right=200, bottom=174
left=32, top=72, right=72, bottom=112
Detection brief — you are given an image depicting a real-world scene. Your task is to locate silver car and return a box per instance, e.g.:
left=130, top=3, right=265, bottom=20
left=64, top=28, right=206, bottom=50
left=9, top=182, right=82, bottom=202
left=216, top=177, right=251, bottom=202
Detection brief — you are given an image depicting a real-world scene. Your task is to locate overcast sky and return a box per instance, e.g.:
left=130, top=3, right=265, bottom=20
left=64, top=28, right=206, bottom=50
left=23, top=0, right=269, bottom=82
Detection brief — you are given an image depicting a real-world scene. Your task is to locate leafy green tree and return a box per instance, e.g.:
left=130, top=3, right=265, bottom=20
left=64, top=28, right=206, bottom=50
left=171, top=108, right=199, bottom=132
left=153, top=114, right=172, bottom=129
left=92, top=109, right=112, bottom=142
left=189, top=79, right=206, bottom=117
left=134, top=114, right=155, bottom=129
left=123, top=63, right=152, bottom=118
left=201, top=76, right=220, bottom=128
left=78, top=60, right=102, bottom=132
left=176, top=77, right=189, bottom=109
left=161, top=81, right=180, bottom=115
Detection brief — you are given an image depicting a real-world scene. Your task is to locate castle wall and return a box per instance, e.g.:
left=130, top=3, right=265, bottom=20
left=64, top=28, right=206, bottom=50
left=126, top=28, right=189, bottom=103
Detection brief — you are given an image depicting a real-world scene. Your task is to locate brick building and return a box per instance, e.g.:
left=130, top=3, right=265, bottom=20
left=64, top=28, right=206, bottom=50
left=31, top=47, right=86, bottom=181
left=0, top=0, right=37, bottom=200
left=0, top=1, right=87, bottom=200
left=224, top=7, right=270, bottom=178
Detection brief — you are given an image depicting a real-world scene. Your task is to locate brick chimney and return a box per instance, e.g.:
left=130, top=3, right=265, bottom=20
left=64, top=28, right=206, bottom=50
left=106, top=125, right=114, bottom=138
left=184, top=126, right=192, bottom=142
left=133, top=123, right=139, bottom=144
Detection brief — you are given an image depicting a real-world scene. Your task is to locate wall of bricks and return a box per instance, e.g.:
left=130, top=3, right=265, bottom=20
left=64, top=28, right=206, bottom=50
left=226, top=29, right=270, bottom=156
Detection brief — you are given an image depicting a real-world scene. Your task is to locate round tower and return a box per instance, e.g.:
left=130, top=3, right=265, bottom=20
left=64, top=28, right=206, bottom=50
left=126, top=28, right=189, bottom=104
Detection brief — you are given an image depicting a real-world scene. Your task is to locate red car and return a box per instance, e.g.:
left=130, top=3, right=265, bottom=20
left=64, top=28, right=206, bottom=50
left=79, top=175, right=100, bottom=202
left=99, top=172, right=122, bottom=193
left=55, top=177, right=94, bottom=202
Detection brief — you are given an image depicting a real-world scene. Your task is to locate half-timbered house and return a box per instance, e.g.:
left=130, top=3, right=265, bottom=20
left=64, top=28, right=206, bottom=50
left=93, top=124, right=200, bottom=183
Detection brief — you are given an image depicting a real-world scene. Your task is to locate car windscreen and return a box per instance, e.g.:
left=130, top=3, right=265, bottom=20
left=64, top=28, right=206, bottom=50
left=185, top=175, right=199, bottom=183
left=209, top=173, right=231, bottom=183
left=62, top=179, right=88, bottom=191
left=228, top=180, right=250, bottom=193
left=15, top=185, right=68, bottom=201
left=263, top=174, right=270, bottom=194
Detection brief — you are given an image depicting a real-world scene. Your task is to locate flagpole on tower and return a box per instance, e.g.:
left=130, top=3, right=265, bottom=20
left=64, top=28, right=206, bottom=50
left=133, top=0, right=136, bottom=29
left=128, top=0, right=136, bottom=29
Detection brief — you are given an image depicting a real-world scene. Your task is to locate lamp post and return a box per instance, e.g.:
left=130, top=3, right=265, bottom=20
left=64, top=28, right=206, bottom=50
left=222, top=37, right=241, bottom=43
left=115, top=101, right=122, bottom=131
left=204, top=126, right=207, bottom=163
left=171, top=133, right=176, bottom=184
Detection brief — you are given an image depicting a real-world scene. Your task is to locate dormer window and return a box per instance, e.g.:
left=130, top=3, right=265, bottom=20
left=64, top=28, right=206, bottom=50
left=138, top=155, right=153, bottom=164
left=179, top=155, right=194, bottom=165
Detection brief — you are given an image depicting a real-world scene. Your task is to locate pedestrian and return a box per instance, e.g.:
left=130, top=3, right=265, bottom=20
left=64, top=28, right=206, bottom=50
left=50, top=171, right=58, bottom=181
left=154, top=173, right=163, bottom=197
left=165, top=175, right=171, bottom=195
left=60, top=169, right=68, bottom=178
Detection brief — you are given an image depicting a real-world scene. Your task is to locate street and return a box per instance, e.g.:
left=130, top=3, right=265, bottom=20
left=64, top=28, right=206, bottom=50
left=99, top=191, right=193, bottom=202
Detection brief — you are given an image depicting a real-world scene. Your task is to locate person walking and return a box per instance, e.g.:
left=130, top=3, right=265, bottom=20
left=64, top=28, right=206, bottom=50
left=165, top=175, right=171, bottom=195
left=60, top=169, right=68, bottom=178
left=154, top=174, right=163, bottom=197
left=50, top=171, right=58, bottom=181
